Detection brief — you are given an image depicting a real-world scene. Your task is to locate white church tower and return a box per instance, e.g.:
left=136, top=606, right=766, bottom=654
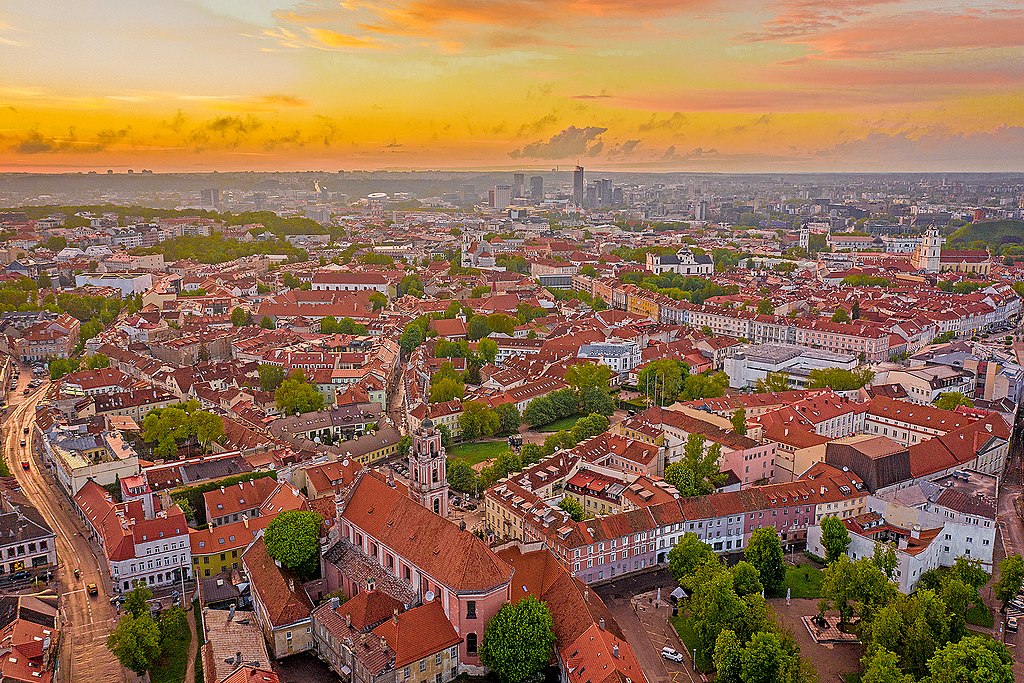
left=919, top=226, right=942, bottom=273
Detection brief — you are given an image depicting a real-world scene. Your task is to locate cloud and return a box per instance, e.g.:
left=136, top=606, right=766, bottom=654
left=7, top=126, right=130, bottom=154
left=572, top=91, right=613, bottom=100
left=812, top=126, right=1024, bottom=168
left=740, top=5, right=1024, bottom=61
left=257, top=94, right=308, bottom=108
left=515, top=113, right=559, bottom=137
left=266, top=0, right=709, bottom=52
left=509, top=125, right=607, bottom=158
left=638, top=112, right=687, bottom=132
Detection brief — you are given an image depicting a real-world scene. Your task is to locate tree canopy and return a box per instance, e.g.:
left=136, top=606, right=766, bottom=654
left=264, top=510, right=324, bottom=579
left=141, top=400, right=224, bottom=457
left=275, top=371, right=325, bottom=415
left=480, top=596, right=557, bottom=683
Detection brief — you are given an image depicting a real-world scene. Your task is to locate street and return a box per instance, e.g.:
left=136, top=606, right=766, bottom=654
left=4, top=367, right=127, bottom=683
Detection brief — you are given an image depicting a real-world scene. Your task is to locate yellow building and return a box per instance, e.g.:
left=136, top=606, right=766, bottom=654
left=190, top=516, right=269, bottom=578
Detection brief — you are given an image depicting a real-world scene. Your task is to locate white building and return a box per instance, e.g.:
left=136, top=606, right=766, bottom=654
left=75, top=272, right=154, bottom=296
left=723, top=343, right=858, bottom=389
left=645, top=249, right=713, bottom=276
left=577, top=342, right=642, bottom=381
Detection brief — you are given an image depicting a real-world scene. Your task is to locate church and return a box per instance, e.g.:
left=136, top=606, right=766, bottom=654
left=911, top=226, right=991, bottom=275
left=320, top=418, right=513, bottom=671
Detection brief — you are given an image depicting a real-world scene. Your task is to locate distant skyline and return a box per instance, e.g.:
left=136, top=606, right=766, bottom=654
left=1, top=1, right=1023, bottom=173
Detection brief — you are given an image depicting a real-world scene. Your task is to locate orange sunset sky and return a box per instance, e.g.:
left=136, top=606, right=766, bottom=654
left=1, top=1, right=1023, bottom=172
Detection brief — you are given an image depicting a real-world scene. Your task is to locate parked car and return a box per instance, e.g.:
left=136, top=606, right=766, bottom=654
left=661, top=647, right=684, bottom=663
left=22, top=427, right=28, bottom=434
left=20, top=461, right=28, bottom=471
left=19, top=440, right=25, bottom=447
left=86, top=583, right=98, bottom=596
left=1008, top=616, right=1018, bottom=632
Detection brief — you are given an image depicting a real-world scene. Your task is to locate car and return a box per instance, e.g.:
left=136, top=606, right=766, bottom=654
left=661, top=647, right=684, bottom=663
left=86, top=583, right=98, bottom=596
left=22, top=388, right=30, bottom=395
left=20, top=462, right=28, bottom=471
left=19, top=440, right=25, bottom=447
left=22, top=427, right=28, bottom=435
left=1008, top=616, right=1018, bottom=632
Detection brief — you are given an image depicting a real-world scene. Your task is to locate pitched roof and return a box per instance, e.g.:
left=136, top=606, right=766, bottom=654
left=342, top=471, right=513, bottom=593
left=240, top=537, right=313, bottom=628
left=371, top=599, right=461, bottom=668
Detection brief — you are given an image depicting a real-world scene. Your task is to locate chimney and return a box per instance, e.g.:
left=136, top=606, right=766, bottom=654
left=911, top=524, right=921, bottom=539
left=380, top=637, right=388, bottom=652
left=898, top=535, right=908, bottom=550
left=228, top=605, right=235, bottom=621
left=345, top=613, right=352, bottom=627
left=613, top=643, right=619, bottom=658
left=392, top=608, right=399, bottom=625
left=583, top=589, right=589, bottom=601
left=235, top=651, right=242, bottom=665
left=599, top=618, right=605, bottom=630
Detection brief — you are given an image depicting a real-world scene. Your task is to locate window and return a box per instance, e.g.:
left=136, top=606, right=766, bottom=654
left=420, top=660, right=427, bottom=672
left=466, top=601, right=476, bottom=619
left=404, top=668, right=410, bottom=680
left=466, top=633, right=477, bottom=655
left=436, top=653, right=442, bottom=666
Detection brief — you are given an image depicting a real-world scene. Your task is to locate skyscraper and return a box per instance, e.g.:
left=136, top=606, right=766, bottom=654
left=573, top=166, right=585, bottom=207
left=512, top=173, right=525, bottom=198
left=530, top=175, right=544, bottom=203
left=493, top=184, right=512, bottom=210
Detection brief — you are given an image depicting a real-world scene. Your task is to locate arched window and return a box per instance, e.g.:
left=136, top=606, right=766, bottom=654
left=433, top=498, right=440, bottom=514
left=432, top=468, right=439, bottom=483
left=466, top=633, right=477, bottom=655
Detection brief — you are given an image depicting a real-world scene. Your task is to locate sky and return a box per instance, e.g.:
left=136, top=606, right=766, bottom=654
left=1, top=0, right=1023, bottom=173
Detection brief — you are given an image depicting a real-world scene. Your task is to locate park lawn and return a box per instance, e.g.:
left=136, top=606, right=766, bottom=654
left=669, top=613, right=699, bottom=654
left=782, top=564, right=824, bottom=599
left=966, top=603, right=995, bottom=628
left=538, top=415, right=582, bottom=432
left=447, top=440, right=510, bottom=466
left=150, top=611, right=192, bottom=683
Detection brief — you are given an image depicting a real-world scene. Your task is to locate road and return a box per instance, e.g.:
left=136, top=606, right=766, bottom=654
left=596, top=569, right=696, bottom=683
left=4, top=367, right=127, bottom=683
left=996, top=398, right=1024, bottom=679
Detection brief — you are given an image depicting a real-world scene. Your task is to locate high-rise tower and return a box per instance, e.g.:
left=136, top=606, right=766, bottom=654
left=573, top=166, right=585, bottom=207
left=407, top=419, right=449, bottom=518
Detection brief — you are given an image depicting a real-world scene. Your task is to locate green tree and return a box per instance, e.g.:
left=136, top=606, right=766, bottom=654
left=429, top=377, right=465, bottom=403
left=107, top=612, right=162, bottom=674
left=740, top=631, right=788, bottom=683
left=259, top=315, right=275, bottom=329
left=565, top=363, right=613, bottom=393
left=994, top=554, right=1024, bottom=608
left=399, top=322, right=425, bottom=354
left=191, top=410, right=225, bottom=453
left=123, top=584, right=154, bottom=618
left=637, top=359, right=687, bottom=406
left=680, top=371, right=729, bottom=400
left=925, top=635, right=1013, bottom=683
left=806, top=368, right=875, bottom=391
left=230, top=306, right=251, bottom=326
left=745, top=527, right=786, bottom=595
left=275, top=373, right=325, bottom=415
left=755, top=371, right=791, bottom=393
left=820, top=556, right=897, bottom=626
left=934, top=392, right=973, bottom=411
left=579, top=385, right=615, bottom=416
left=559, top=496, right=586, bottom=521
left=467, top=315, right=490, bottom=340
left=495, top=403, right=521, bottom=436
left=832, top=308, right=850, bottom=323
left=664, top=434, right=725, bottom=497
left=756, top=299, right=774, bottom=315
left=477, top=337, right=498, bottom=364
left=861, top=648, right=913, bottom=683
left=731, top=408, right=747, bottom=435
left=85, top=353, right=110, bottom=369
left=714, top=629, right=743, bottom=683
left=523, top=397, right=556, bottom=427
left=851, top=300, right=861, bottom=320
left=820, top=515, right=851, bottom=564
left=520, top=442, right=543, bottom=465
left=690, top=567, right=745, bottom=670
left=368, top=291, right=388, bottom=311
left=448, top=461, right=478, bottom=493
left=48, top=357, right=80, bottom=380
left=731, top=560, right=763, bottom=597
left=480, top=596, right=557, bottom=683
left=258, top=363, right=285, bottom=392
left=264, top=510, right=324, bottom=579
left=667, top=532, right=716, bottom=585
left=873, top=541, right=899, bottom=581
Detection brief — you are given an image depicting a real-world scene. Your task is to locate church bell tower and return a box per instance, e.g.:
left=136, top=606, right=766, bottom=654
left=408, top=418, right=449, bottom=518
